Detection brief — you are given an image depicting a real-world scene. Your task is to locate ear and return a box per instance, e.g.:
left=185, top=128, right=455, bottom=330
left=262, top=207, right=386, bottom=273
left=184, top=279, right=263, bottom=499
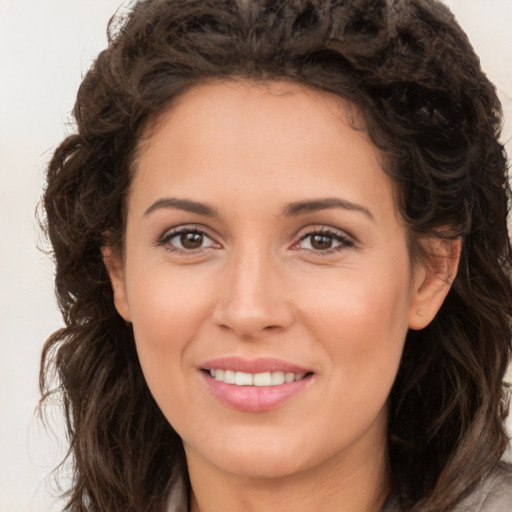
left=408, top=237, right=461, bottom=330
left=102, top=245, right=131, bottom=322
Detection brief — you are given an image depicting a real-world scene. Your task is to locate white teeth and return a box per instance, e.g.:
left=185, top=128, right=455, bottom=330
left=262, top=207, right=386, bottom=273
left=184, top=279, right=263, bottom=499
left=224, top=370, right=236, bottom=384
left=253, top=372, right=271, bottom=386
left=271, top=371, right=285, bottom=385
left=209, top=369, right=307, bottom=386
left=235, top=371, right=253, bottom=386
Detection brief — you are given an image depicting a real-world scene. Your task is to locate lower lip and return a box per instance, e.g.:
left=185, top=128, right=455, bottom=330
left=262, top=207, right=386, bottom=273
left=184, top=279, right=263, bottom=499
left=202, top=372, right=312, bottom=412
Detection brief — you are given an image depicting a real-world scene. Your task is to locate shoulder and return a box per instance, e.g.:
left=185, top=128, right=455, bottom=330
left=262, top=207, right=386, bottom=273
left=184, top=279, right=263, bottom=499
left=382, top=463, right=512, bottom=512
left=454, top=462, right=512, bottom=512
left=166, top=465, right=188, bottom=512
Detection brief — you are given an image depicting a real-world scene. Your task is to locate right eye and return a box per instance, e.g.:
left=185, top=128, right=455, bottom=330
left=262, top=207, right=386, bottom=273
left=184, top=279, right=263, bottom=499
left=157, top=227, right=220, bottom=253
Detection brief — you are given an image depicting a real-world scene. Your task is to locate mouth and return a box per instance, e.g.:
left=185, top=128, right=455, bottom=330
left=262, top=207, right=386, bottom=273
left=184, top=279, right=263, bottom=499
left=199, top=357, right=314, bottom=412
left=204, top=369, right=311, bottom=386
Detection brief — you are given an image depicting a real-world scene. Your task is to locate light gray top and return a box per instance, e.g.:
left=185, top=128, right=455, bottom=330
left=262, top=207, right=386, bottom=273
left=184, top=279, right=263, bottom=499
left=381, top=464, right=512, bottom=512
left=167, top=463, right=512, bottom=511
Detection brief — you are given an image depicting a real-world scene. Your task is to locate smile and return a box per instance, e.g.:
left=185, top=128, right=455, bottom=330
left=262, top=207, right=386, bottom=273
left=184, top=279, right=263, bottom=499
left=209, top=369, right=306, bottom=386
left=201, top=358, right=314, bottom=411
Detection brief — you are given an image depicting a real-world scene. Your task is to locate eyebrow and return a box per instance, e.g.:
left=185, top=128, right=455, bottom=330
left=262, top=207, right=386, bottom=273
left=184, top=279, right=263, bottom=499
left=144, top=197, right=219, bottom=217
left=283, top=198, right=374, bottom=220
left=143, top=196, right=373, bottom=221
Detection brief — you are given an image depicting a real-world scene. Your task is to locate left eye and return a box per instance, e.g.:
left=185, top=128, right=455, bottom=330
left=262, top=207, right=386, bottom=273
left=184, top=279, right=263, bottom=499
left=296, top=231, right=353, bottom=251
left=159, top=229, right=218, bottom=251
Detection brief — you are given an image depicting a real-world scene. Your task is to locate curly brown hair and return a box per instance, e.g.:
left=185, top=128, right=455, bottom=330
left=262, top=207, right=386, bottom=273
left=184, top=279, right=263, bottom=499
left=40, top=0, right=512, bottom=511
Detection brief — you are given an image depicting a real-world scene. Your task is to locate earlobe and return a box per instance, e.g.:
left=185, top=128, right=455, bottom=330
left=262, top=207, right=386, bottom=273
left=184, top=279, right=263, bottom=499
left=408, top=237, right=461, bottom=331
left=102, top=246, right=132, bottom=322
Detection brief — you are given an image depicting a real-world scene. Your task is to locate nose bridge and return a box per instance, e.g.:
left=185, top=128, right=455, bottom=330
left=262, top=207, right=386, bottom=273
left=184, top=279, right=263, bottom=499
left=213, top=239, right=292, bottom=337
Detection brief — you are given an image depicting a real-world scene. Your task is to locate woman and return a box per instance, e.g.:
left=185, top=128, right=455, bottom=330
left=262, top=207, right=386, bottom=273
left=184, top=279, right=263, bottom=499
left=40, top=0, right=512, bottom=510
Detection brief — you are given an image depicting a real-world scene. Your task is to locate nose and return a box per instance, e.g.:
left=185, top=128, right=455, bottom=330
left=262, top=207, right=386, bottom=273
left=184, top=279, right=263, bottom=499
left=212, top=245, right=294, bottom=339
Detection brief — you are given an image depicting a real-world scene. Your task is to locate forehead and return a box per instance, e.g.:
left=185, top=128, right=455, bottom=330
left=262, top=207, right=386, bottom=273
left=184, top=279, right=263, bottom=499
left=137, top=79, right=379, bottom=164
left=130, top=79, right=396, bottom=220
left=139, top=79, right=370, bottom=155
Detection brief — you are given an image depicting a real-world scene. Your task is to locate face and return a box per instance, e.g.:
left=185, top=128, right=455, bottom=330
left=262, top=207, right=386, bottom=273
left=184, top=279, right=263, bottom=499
left=105, top=80, right=451, bottom=483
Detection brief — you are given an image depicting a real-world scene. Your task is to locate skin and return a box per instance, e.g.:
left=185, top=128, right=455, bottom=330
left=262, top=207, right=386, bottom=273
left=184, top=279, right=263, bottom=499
left=104, top=80, right=458, bottom=512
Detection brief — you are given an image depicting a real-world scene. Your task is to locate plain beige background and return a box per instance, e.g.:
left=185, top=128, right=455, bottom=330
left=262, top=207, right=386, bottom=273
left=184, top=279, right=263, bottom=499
left=0, top=1, right=511, bottom=511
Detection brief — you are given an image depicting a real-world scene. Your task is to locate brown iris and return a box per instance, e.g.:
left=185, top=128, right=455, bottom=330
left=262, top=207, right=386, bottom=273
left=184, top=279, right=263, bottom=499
left=180, top=231, right=204, bottom=249
left=310, top=233, right=334, bottom=250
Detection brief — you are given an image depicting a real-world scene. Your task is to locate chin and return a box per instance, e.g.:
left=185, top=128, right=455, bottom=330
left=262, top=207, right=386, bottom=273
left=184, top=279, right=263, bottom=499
left=184, top=433, right=308, bottom=478
left=215, top=453, right=307, bottom=480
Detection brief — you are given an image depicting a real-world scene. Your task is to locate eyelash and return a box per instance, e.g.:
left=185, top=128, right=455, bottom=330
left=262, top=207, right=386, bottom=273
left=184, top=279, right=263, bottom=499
left=156, top=225, right=355, bottom=254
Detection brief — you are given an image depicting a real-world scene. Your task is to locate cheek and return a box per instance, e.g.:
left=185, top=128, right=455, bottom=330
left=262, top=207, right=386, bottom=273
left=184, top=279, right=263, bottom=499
left=299, top=281, right=409, bottom=445
left=125, top=265, right=214, bottom=390
left=128, top=263, right=211, bottom=338
left=300, top=266, right=411, bottom=389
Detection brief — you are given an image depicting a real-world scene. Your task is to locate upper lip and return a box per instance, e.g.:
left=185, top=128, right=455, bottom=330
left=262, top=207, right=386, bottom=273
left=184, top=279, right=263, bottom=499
left=200, top=356, right=312, bottom=374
